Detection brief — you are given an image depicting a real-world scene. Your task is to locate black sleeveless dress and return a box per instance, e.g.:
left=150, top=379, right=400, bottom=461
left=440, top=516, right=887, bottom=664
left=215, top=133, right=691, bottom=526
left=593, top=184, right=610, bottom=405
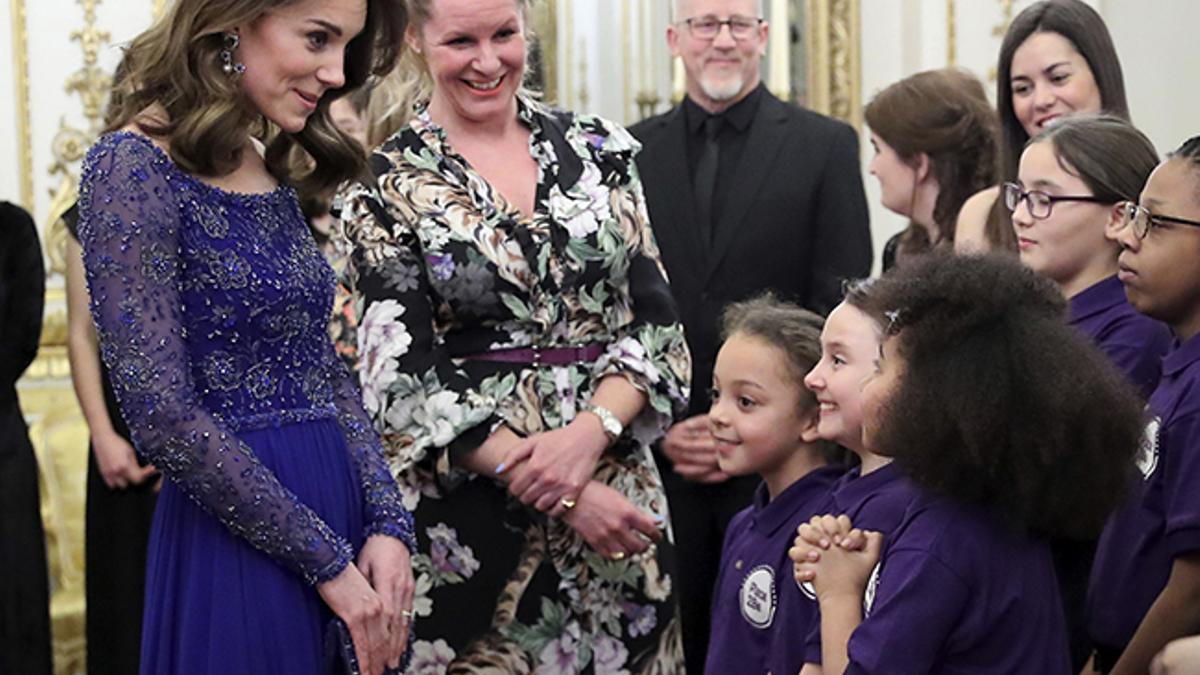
left=0, top=200, right=51, bottom=675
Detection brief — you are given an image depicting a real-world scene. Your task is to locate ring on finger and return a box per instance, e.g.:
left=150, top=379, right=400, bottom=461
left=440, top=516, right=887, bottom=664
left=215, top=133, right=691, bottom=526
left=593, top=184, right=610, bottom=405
left=400, top=609, right=414, bottom=619
left=611, top=551, right=625, bottom=561
left=559, top=496, right=577, bottom=510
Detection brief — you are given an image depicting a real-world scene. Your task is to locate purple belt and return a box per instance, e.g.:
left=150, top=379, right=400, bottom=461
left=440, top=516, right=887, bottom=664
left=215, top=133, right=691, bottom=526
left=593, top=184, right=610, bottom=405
left=459, top=343, right=606, bottom=366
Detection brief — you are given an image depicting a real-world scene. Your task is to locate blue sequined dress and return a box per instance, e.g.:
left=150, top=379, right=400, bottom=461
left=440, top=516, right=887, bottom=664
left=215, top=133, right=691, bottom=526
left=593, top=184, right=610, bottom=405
left=77, top=131, right=416, bottom=674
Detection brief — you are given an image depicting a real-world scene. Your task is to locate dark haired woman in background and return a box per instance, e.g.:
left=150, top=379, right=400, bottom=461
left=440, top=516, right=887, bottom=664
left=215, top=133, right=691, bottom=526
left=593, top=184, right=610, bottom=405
left=956, top=0, right=1130, bottom=254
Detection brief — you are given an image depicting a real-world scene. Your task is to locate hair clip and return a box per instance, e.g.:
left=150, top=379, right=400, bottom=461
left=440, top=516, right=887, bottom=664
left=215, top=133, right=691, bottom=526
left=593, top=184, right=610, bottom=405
left=883, top=309, right=904, bottom=335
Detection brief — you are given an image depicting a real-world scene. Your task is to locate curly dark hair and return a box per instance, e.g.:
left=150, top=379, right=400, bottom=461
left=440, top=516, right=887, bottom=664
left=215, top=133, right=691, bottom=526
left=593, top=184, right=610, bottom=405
left=862, top=253, right=1142, bottom=538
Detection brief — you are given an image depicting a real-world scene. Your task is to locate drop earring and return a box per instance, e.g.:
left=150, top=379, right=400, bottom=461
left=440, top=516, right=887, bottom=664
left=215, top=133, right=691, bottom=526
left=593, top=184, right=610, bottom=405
left=220, top=31, right=245, bottom=76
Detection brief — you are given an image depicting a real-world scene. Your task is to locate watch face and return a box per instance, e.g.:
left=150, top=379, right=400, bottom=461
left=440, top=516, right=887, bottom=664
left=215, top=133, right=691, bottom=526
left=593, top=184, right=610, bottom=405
left=590, top=405, right=622, bottom=439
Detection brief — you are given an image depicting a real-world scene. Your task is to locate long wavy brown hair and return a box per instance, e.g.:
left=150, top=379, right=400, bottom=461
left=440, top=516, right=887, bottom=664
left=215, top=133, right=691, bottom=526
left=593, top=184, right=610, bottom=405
left=865, top=68, right=999, bottom=258
left=105, top=0, right=406, bottom=196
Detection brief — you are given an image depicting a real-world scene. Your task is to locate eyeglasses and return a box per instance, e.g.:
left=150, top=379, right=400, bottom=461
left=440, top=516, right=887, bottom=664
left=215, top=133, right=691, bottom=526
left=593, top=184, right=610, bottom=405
left=1002, top=182, right=1112, bottom=220
left=678, top=15, right=764, bottom=40
left=1116, top=201, right=1200, bottom=240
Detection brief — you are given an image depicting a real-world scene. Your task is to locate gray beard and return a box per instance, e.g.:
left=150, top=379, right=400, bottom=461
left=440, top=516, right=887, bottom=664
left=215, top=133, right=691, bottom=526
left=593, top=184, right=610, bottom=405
left=699, top=74, right=746, bottom=102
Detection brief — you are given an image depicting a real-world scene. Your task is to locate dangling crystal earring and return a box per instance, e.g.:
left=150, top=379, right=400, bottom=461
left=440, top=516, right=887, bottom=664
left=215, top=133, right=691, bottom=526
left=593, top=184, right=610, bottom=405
left=220, top=31, right=245, bottom=76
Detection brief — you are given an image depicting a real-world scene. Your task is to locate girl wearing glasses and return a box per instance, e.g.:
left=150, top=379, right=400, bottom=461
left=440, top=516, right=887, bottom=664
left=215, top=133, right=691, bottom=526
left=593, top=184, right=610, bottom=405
left=1012, top=115, right=1171, bottom=398
left=1089, top=136, right=1200, bottom=675
left=956, top=0, right=1129, bottom=254
left=1010, top=114, right=1171, bottom=673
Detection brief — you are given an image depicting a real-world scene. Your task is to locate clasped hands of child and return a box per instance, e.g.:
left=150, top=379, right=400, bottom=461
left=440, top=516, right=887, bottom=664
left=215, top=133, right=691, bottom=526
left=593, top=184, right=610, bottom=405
left=789, top=514, right=883, bottom=600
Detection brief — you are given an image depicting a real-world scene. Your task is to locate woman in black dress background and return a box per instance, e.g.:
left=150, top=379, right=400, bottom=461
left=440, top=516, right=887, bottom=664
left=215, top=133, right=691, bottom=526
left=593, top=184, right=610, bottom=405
left=0, top=200, right=51, bottom=675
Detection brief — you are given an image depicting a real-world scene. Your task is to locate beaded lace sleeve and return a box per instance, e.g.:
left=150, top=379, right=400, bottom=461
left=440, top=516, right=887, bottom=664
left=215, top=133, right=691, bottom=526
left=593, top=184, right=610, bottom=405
left=77, top=134, right=354, bottom=585
left=325, top=346, right=417, bottom=552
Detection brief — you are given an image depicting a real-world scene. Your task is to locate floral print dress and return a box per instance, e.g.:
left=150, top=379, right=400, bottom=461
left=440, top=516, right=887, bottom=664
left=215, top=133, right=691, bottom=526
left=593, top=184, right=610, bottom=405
left=339, top=99, right=690, bottom=674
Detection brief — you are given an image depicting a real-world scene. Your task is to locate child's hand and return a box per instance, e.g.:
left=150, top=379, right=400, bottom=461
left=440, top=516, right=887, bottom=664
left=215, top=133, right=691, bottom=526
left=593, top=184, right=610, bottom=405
left=1152, top=634, right=1200, bottom=675
left=794, top=522, right=883, bottom=603
left=789, top=514, right=869, bottom=585
left=796, top=514, right=862, bottom=551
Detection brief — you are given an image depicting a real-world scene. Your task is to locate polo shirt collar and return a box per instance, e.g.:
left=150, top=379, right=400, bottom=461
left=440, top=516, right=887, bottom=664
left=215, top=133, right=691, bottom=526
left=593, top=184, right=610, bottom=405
left=832, top=460, right=903, bottom=509
left=1163, top=330, right=1200, bottom=377
left=1068, top=275, right=1125, bottom=325
left=750, top=464, right=843, bottom=536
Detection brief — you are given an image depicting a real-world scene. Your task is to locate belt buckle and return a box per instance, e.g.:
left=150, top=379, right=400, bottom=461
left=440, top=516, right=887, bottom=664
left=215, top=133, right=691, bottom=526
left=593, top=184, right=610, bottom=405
left=532, top=345, right=542, bottom=365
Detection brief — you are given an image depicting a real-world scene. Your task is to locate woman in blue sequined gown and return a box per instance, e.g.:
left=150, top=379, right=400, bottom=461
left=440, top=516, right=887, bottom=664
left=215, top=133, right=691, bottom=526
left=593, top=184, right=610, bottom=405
left=75, top=1, right=413, bottom=673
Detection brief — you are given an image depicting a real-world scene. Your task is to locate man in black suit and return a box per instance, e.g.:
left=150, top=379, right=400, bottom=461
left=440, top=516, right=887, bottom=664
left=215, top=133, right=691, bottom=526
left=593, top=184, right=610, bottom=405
left=630, top=0, right=871, bottom=670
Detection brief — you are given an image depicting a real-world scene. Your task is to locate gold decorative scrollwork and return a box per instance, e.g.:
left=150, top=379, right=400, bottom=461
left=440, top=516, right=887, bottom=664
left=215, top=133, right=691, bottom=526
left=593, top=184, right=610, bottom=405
left=988, top=0, right=1016, bottom=82
left=45, top=0, right=112, bottom=277
left=10, top=0, right=33, bottom=212
left=947, top=0, right=957, bottom=66
left=806, top=0, right=861, bottom=131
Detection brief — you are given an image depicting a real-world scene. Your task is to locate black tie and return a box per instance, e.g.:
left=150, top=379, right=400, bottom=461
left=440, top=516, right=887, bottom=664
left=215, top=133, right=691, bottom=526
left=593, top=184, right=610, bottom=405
left=694, top=115, right=722, bottom=245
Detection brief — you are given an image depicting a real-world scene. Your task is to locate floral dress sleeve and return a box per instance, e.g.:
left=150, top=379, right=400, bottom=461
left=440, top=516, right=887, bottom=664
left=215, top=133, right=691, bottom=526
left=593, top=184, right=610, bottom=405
left=77, top=134, right=353, bottom=584
left=578, top=118, right=691, bottom=439
left=339, top=175, right=505, bottom=491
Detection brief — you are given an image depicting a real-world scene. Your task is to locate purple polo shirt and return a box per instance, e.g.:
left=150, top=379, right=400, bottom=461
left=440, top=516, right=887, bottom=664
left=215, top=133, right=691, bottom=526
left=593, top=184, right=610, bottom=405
left=1088, top=332, right=1200, bottom=650
left=846, top=493, right=1071, bottom=674
left=798, top=462, right=921, bottom=668
left=1069, top=275, right=1170, bottom=398
left=703, top=464, right=843, bottom=675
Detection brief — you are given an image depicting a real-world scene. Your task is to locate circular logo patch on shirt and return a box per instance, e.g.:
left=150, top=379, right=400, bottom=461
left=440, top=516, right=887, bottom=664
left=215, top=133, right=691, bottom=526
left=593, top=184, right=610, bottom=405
left=797, top=577, right=817, bottom=601
left=1137, top=415, right=1162, bottom=480
left=863, top=562, right=882, bottom=617
left=740, top=565, right=777, bottom=629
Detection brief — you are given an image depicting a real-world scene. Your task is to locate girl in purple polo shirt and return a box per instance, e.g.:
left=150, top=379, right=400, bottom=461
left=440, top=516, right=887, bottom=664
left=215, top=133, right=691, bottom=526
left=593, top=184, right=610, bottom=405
left=1089, top=137, right=1200, bottom=675
left=1012, top=115, right=1171, bottom=397
left=793, top=254, right=1142, bottom=675
left=703, top=296, right=845, bottom=675
left=787, top=284, right=922, bottom=674
left=1010, top=114, right=1173, bottom=671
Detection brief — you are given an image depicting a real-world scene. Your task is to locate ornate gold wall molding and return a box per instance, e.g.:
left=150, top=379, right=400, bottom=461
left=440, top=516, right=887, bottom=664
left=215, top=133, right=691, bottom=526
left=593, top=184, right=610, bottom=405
left=44, top=0, right=112, bottom=278
left=947, top=0, right=957, bottom=66
left=805, top=0, right=861, bottom=131
left=10, top=0, right=33, bottom=212
left=530, top=0, right=558, bottom=104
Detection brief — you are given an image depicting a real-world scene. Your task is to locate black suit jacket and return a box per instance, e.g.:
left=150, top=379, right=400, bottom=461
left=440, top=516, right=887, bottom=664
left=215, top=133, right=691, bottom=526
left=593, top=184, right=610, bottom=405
left=631, top=91, right=872, bottom=415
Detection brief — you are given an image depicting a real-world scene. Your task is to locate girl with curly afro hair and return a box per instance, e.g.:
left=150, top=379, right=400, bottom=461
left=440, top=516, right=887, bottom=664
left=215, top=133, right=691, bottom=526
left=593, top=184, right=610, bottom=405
left=791, top=253, right=1142, bottom=675
left=1090, top=136, right=1200, bottom=675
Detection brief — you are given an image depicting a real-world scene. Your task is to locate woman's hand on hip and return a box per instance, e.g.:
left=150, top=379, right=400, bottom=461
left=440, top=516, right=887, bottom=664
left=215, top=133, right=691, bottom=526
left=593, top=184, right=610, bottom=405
left=317, top=562, right=392, bottom=675
left=357, top=535, right=415, bottom=671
